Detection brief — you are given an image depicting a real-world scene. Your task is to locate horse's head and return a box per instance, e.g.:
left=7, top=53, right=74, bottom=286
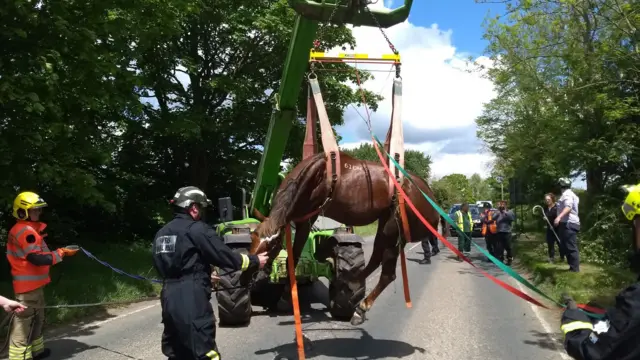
left=249, top=208, right=285, bottom=255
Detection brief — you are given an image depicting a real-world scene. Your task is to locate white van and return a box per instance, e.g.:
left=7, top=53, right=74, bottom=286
left=475, top=200, right=493, bottom=208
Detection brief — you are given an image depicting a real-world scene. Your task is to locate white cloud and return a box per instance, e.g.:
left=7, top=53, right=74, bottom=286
left=334, top=2, right=496, bottom=179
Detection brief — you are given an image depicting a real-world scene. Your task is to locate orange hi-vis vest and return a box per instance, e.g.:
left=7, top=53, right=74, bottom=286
left=481, top=211, right=497, bottom=236
left=6, top=221, right=63, bottom=294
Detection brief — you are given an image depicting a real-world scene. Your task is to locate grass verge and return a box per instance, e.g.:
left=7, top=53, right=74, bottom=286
left=513, top=232, right=635, bottom=308
left=354, top=221, right=378, bottom=237
left=0, top=240, right=161, bottom=327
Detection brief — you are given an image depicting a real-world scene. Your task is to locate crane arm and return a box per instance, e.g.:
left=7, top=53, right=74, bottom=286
left=249, top=0, right=413, bottom=217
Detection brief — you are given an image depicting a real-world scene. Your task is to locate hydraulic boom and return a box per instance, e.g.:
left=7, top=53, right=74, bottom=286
left=250, top=0, right=414, bottom=217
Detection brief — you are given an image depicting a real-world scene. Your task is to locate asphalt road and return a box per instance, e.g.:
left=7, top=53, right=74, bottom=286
left=34, top=236, right=571, bottom=360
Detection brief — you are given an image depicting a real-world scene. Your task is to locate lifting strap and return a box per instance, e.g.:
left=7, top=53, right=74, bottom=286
left=302, top=86, right=318, bottom=160
left=308, top=75, right=341, bottom=192
left=383, top=77, right=411, bottom=308
left=385, top=78, right=404, bottom=200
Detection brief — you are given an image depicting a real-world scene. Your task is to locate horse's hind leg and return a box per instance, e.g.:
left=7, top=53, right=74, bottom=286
left=350, top=237, right=399, bottom=326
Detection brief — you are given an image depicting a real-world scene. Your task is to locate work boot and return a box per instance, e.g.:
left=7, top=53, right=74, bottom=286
left=34, top=349, right=51, bottom=360
left=506, top=257, right=513, bottom=266
left=419, top=258, right=431, bottom=265
left=431, top=249, right=440, bottom=256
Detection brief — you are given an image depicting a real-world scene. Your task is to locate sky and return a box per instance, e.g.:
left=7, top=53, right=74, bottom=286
left=335, top=0, right=506, bottom=180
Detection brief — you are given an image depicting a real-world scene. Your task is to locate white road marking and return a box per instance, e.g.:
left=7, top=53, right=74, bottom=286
left=514, top=281, right=573, bottom=360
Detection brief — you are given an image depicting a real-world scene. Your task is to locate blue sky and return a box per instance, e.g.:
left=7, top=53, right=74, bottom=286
left=405, top=0, right=506, bottom=56
left=337, top=0, right=587, bottom=188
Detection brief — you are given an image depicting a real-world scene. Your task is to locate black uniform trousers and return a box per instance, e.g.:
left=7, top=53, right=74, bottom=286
left=485, top=233, right=496, bottom=257
left=558, top=222, right=581, bottom=272
left=421, top=235, right=439, bottom=258
left=493, top=232, right=512, bottom=261
left=160, top=276, right=220, bottom=360
left=561, top=282, right=640, bottom=360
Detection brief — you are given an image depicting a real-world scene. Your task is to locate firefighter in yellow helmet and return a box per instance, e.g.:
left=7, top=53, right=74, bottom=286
left=558, top=184, right=640, bottom=360
left=6, top=191, right=79, bottom=360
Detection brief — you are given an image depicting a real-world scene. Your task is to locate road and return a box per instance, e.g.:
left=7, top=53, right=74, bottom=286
left=36, top=236, right=571, bottom=360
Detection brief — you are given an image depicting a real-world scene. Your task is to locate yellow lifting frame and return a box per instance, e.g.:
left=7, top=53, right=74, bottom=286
left=309, top=50, right=401, bottom=63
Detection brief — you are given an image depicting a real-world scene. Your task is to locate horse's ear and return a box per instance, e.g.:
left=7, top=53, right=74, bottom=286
left=253, top=208, right=267, bottom=221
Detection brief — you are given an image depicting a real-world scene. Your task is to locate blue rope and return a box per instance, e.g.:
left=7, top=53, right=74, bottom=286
left=80, top=247, right=162, bottom=284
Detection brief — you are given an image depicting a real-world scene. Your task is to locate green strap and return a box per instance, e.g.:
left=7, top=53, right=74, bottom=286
left=371, top=134, right=604, bottom=318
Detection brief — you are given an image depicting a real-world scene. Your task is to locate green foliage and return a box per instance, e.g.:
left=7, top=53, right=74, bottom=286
left=0, top=0, right=384, bottom=319
left=513, top=234, right=635, bottom=307
left=340, top=142, right=432, bottom=179
left=475, top=0, right=640, bottom=267
left=430, top=173, right=497, bottom=210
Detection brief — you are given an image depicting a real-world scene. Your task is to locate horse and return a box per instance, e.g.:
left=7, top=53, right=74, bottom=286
left=248, top=150, right=447, bottom=325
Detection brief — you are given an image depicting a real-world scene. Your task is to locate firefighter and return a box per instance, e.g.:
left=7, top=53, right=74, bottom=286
left=153, top=186, right=268, bottom=360
left=480, top=202, right=497, bottom=261
left=559, top=183, right=640, bottom=359
left=6, top=191, right=79, bottom=360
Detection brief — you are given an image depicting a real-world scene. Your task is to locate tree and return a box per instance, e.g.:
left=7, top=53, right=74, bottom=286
left=474, top=0, right=640, bottom=265
left=0, top=0, right=382, bottom=240
left=341, top=142, right=432, bottom=179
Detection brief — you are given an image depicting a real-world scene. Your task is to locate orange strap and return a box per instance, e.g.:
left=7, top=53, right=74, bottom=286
left=285, top=225, right=305, bottom=359
left=397, top=195, right=412, bottom=308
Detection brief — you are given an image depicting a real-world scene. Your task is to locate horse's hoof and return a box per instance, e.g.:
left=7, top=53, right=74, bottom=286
left=350, top=311, right=366, bottom=326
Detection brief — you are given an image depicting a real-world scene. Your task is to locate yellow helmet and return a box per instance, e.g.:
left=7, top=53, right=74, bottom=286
left=621, top=184, right=640, bottom=221
left=12, top=191, right=48, bottom=220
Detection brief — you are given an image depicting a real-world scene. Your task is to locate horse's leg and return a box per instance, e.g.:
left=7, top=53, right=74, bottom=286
left=277, top=219, right=315, bottom=310
left=347, top=214, right=390, bottom=290
left=350, top=233, right=399, bottom=326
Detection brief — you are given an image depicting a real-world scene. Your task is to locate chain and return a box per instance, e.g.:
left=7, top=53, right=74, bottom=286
left=363, top=5, right=398, bottom=54
left=313, top=1, right=343, bottom=50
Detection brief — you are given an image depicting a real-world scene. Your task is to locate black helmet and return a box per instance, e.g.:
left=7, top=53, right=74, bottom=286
left=170, top=186, right=212, bottom=209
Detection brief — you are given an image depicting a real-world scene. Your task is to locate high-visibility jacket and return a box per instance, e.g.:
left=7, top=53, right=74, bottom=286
left=455, top=210, right=473, bottom=232
left=6, top=221, right=63, bottom=294
left=481, top=210, right=497, bottom=236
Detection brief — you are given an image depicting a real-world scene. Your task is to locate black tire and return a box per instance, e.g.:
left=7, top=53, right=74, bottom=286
left=329, top=243, right=366, bottom=320
left=216, top=248, right=252, bottom=326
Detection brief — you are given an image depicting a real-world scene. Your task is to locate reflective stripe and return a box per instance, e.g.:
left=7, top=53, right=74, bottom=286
left=53, top=251, right=62, bottom=264
left=205, top=350, right=220, bottom=359
left=9, top=344, right=32, bottom=360
left=31, top=336, right=44, bottom=352
left=7, top=244, right=49, bottom=259
left=14, top=226, right=33, bottom=240
left=240, top=254, right=249, bottom=271
left=13, top=274, right=49, bottom=281
left=561, top=321, right=594, bottom=335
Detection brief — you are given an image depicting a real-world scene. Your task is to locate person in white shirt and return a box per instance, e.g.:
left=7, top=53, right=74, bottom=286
left=553, top=177, right=581, bottom=272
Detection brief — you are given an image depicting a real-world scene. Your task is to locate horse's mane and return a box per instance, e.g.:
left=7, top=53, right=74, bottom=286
left=260, top=152, right=325, bottom=236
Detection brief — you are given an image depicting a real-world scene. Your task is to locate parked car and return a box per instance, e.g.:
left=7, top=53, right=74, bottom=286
left=447, top=204, right=482, bottom=237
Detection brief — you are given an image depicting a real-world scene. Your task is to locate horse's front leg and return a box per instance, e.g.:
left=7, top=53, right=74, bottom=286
left=350, top=242, right=399, bottom=326
left=277, top=219, right=315, bottom=310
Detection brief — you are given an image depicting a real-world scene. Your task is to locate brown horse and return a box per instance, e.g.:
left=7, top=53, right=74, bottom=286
left=248, top=150, right=447, bottom=325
